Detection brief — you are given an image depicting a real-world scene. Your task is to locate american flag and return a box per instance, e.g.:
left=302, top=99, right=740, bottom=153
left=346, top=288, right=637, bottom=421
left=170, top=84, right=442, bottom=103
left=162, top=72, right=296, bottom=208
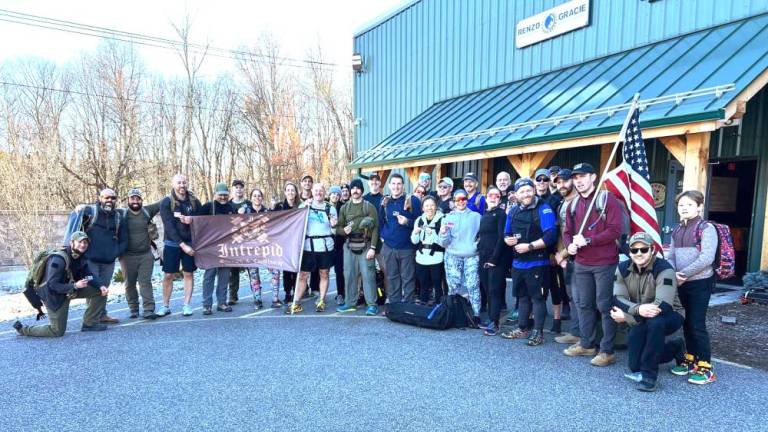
left=604, top=108, right=663, bottom=251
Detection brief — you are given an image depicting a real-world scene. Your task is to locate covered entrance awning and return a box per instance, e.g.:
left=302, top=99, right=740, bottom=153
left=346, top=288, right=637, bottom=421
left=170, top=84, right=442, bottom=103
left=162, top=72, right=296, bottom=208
left=351, top=13, right=768, bottom=172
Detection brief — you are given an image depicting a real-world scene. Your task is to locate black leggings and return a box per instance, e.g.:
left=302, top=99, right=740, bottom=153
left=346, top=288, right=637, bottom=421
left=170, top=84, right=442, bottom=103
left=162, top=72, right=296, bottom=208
left=283, top=271, right=297, bottom=299
left=333, top=247, right=345, bottom=297
left=678, top=277, right=713, bottom=362
left=415, top=262, right=445, bottom=303
left=480, top=264, right=506, bottom=324
left=549, top=265, right=569, bottom=306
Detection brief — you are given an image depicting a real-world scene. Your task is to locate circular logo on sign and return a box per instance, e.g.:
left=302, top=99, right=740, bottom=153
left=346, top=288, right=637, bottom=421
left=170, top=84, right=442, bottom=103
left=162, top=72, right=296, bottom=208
left=543, top=14, right=556, bottom=33
left=651, top=183, right=666, bottom=209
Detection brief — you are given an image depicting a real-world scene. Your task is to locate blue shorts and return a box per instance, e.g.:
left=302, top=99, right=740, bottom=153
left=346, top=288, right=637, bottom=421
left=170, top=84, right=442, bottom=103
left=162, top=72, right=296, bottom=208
left=162, top=244, right=197, bottom=273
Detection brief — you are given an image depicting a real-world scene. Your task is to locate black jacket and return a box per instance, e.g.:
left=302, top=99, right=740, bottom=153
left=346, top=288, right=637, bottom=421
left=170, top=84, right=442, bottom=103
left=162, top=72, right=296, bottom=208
left=39, top=247, right=100, bottom=312
left=82, top=205, right=128, bottom=264
left=159, top=191, right=202, bottom=245
left=477, top=206, right=507, bottom=265
left=200, top=200, right=235, bottom=216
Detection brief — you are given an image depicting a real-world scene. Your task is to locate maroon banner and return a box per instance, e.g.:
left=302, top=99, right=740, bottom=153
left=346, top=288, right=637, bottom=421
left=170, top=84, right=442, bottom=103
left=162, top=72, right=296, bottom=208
left=190, top=207, right=309, bottom=271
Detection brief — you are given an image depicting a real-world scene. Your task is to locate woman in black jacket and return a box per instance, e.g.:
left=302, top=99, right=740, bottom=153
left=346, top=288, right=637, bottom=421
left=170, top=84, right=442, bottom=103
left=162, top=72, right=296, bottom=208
left=274, top=182, right=300, bottom=303
left=477, top=187, right=508, bottom=336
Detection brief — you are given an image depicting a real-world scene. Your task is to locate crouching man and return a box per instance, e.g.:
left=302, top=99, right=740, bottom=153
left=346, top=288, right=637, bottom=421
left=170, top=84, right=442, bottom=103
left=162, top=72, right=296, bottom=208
left=611, top=232, right=684, bottom=392
left=13, top=231, right=110, bottom=337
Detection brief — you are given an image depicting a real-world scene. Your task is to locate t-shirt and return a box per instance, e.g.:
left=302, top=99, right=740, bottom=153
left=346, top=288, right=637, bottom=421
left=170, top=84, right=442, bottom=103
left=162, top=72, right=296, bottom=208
left=301, top=201, right=337, bottom=252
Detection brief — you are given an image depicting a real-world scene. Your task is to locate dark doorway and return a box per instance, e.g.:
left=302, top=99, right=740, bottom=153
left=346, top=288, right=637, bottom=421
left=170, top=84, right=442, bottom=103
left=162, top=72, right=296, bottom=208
left=707, top=159, right=758, bottom=284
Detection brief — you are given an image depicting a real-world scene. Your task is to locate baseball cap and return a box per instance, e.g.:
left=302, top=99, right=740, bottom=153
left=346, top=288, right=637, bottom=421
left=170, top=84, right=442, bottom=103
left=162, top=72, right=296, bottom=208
left=548, top=165, right=561, bottom=175
left=554, top=168, right=573, bottom=181
left=628, top=232, right=654, bottom=247
left=232, top=179, right=245, bottom=187
left=127, top=188, right=142, bottom=198
left=534, top=168, right=550, bottom=180
left=514, top=177, right=534, bottom=191
left=438, top=177, right=454, bottom=188
left=463, top=172, right=479, bottom=182
left=572, top=163, right=596, bottom=175
left=214, top=182, right=229, bottom=195
left=71, top=231, right=89, bottom=242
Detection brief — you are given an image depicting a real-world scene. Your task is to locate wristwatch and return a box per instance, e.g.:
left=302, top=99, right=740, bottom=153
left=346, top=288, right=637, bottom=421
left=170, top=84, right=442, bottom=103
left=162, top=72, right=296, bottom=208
left=528, top=243, right=535, bottom=252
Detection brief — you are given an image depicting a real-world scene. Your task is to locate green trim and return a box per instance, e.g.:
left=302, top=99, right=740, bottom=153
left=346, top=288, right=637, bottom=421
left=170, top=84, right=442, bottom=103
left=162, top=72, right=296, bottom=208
left=350, top=110, right=724, bottom=169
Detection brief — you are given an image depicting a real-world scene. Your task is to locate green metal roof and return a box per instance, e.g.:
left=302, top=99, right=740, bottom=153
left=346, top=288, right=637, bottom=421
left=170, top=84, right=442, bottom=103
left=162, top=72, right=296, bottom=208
left=351, top=14, right=768, bottom=169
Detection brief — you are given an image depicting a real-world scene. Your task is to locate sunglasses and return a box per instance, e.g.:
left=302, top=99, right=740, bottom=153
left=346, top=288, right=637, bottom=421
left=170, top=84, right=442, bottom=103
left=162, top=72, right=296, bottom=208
left=629, top=247, right=650, bottom=254
left=438, top=185, right=449, bottom=189
left=535, top=177, right=550, bottom=183
left=454, top=196, right=467, bottom=202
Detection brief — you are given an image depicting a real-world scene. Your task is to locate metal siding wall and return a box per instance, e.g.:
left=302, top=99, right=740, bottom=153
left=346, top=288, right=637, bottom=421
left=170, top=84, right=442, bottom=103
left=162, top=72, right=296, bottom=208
left=353, top=0, right=768, bottom=153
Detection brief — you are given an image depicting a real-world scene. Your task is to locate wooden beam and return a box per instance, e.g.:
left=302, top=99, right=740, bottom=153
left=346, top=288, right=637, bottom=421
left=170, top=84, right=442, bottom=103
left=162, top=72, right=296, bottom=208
left=530, top=150, right=557, bottom=174
left=682, top=132, right=711, bottom=192
left=378, top=170, right=390, bottom=185
left=481, top=158, right=492, bottom=192
left=404, top=167, right=420, bottom=188
left=356, top=120, right=720, bottom=172
left=659, top=136, right=686, bottom=164
left=506, top=151, right=557, bottom=178
left=724, top=68, right=768, bottom=120
left=507, top=155, right=525, bottom=178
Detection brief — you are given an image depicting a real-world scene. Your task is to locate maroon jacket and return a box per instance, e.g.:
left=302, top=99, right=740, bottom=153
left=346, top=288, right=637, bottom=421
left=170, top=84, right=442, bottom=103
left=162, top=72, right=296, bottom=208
left=563, top=190, right=623, bottom=266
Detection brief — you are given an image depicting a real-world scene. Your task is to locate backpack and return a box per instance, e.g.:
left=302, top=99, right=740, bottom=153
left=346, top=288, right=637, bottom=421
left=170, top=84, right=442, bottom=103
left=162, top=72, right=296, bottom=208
left=693, top=220, right=736, bottom=280
left=22, top=248, right=72, bottom=320
left=385, top=302, right=452, bottom=330
left=342, top=200, right=374, bottom=254
left=445, top=294, right=478, bottom=329
left=141, top=208, right=160, bottom=241
left=63, top=204, right=123, bottom=244
left=568, top=190, right=631, bottom=255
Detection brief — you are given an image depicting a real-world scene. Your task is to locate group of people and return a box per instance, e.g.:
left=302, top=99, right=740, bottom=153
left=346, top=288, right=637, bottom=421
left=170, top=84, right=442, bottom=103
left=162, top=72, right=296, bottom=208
left=13, top=164, right=719, bottom=391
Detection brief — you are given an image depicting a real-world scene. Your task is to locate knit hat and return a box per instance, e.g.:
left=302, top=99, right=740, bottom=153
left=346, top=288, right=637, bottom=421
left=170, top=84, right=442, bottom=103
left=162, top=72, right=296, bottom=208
left=127, top=188, right=142, bottom=198
left=350, top=178, right=365, bottom=191
left=514, top=177, right=534, bottom=191
left=329, top=186, right=342, bottom=195
left=214, top=182, right=229, bottom=195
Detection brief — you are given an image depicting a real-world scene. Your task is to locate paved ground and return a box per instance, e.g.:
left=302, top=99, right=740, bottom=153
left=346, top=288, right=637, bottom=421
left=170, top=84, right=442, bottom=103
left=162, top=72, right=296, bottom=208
left=1, top=277, right=767, bottom=432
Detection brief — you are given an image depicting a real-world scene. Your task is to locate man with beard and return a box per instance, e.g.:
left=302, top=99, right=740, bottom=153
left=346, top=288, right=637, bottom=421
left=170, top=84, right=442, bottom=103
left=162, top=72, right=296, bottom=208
left=80, top=188, right=127, bottom=324
left=159, top=174, right=202, bottom=317
left=553, top=169, right=582, bottom=345
left=13, top=231, right=110, bottom=336
left=463, top=172, right=486, bottom=215
left=228, top=179, right=249, bottom=305
left=119, top=188, right=160, bottom=320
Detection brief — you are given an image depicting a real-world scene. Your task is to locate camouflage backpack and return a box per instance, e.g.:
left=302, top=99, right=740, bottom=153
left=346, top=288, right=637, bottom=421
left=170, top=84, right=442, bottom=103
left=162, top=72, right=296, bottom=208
left=22, top=248, right=72, bottom=320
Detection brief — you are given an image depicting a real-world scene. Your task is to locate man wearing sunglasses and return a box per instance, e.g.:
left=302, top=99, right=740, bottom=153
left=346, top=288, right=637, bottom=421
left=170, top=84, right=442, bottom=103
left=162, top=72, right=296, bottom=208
left=78, top=188, right=128, bottom=324
left=435, top=177, right=454, bottom=214
left=611, top=232, right=684, bottom=392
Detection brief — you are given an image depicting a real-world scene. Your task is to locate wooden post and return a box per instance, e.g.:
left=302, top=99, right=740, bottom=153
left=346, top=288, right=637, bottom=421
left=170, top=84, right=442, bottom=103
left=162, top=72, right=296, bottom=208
left=507, top=150, right=557, bottom=178
left=481, top=158, right=493, bottom=192
left=659, top=136, right=686, bottom=164
left=682, top=132, right=711, bottom=192
left=599, top=143, right=618, bottom=172
left=378, top=170, right=390, bottom=185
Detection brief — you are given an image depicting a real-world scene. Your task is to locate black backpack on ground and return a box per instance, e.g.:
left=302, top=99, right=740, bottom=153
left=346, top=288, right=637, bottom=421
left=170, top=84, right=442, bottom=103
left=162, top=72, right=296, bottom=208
left=386, top=302, right=451, bottom=330
left=445, top=294, right=478, bottom=329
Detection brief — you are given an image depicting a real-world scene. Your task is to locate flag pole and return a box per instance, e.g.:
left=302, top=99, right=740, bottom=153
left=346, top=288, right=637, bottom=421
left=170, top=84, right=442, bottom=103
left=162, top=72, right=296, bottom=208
left=577, top=93, right=641, bottom=235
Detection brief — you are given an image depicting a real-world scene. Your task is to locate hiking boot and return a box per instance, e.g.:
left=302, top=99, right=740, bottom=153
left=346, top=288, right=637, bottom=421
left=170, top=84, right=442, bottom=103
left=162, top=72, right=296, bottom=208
left=271, top=299, right=284, bottom=308
left=365, top=305, right=378, bottom=316
left=315, top=300, right=326, bottom=313
left=688, top=361, right=716, bottom=385
left=527, top=329, right=544, bottom=346
left=550, top=319, right=562, bottom=334
left=554, top=333, right=580, bottom=344
left=12, top=320, right=23, bottom=335
left=182, top=304, right=193, bottom=316
left=253, top=299, right=264, bottom=310
left=217, top=304, right=233, bottom=313
left=637, top=378, right=658, bottom=392
left=203, top=306, right=212, bottom=315
left=336, top=304, right=357, bottom=313
left=500, top=328, right=529, bottom=339
left=158, top=305, right=171, bottom=316
left=81, top=323, right=108, bottom=332
left=624, top=372, right=643, bottom=383
left=100, top=315, right=120, bottom=324
left=563, top=344, right=597, bottom=357
left=143, top=312, right=159, bottom=320
left=590, top=352, right=616, bottom=367
left=129, top=310, right=139, bottom=319
left=670, top=353, right=696, bottom=376
left=286, top=303, right=303, bottom=315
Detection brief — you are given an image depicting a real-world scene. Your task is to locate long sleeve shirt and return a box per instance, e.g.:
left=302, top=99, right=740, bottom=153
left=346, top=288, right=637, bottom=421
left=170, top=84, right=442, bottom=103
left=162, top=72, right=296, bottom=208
left=378, top=194, right=422, bottom=250
left=563, top=190, right=623, bottom=266
left=477, top=206, right=508, bottom=265
left=438, top=208, right=481, bottom=257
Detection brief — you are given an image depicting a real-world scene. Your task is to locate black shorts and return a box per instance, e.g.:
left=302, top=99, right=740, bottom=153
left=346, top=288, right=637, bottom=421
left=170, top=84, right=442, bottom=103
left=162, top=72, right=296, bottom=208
left=162, top=244, right=197, bottom=273
left=300, top=251, right=333, bottom=273
left=511, top=266, right=550, bottom=300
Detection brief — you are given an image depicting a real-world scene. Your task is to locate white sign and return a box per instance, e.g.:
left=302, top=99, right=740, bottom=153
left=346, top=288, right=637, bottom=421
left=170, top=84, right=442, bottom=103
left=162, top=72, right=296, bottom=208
left=516, top=0, right=591, bottom=48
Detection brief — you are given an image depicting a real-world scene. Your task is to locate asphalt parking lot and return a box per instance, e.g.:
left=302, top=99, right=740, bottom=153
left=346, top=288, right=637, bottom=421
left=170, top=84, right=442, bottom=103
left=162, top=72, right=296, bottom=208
left=1, top=277, right=767, bottom=432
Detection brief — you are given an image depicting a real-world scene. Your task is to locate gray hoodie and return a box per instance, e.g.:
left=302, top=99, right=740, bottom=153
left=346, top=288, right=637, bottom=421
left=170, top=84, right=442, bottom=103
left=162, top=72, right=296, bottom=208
left=438, top=208, right=481, bottom=257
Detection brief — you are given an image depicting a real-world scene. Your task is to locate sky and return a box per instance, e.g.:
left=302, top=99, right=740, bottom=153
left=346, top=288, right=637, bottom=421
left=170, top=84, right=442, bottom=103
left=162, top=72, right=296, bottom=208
left=0, top=0, right=406, bottom=79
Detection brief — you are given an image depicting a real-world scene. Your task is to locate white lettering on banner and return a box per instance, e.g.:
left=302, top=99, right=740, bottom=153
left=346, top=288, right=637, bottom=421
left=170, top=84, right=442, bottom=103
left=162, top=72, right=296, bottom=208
left=516, top=0, right=590, bottom=48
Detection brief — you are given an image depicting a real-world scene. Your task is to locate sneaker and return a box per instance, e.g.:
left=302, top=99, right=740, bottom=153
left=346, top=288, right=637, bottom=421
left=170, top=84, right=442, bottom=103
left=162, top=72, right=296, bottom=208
left=550, top=319, right=562, bottom=334
left=590, top=352, right=616, bottom=367
left=478, top=320, right=495, bottom=331
left=12, top=320, right=23, bottom=335
left=637, top=378, right=658, bottom=392
left=624, top=372, right=643, bottom=383
left=217, top=304, right=233, bottom=313
left=335, top=294, right=344, bottom=305
left=81, top=323, right=108, bottom=332
left=182, top=304, right=193, bottom=316
left=688, top=361, right=716, bottom=385
left=505, top=310, right=519, bottom=323
left=483, top=325, right=499, bottom=336
left=563, top=344, right=597, bottom=357
left=285, top=303, right=303, bottom=315
left=500, top=328, right=529, bottom=339
left=271, top=299, right=284, bottom=308
left=202, top=306, right=212, bottom=315
left=315, top=300, right=326, bottom=313
left=129, top=310, right=139, bottom=319
left=253, top=299, right=264, bottom=310
left=554, top=333, right=580, bottom=344
left=670, top=353, right=696, bottom=376
left=158, top=305, right=171, bottom=317
left=337, top=304, right=357, bottom=313
left=365, top=305, right=378, bottom=316
left=527, top=329, right=544, bottom=346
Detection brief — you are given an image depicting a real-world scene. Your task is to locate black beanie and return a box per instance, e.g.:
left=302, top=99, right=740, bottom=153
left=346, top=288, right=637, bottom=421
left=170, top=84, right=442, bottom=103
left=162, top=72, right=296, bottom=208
left=350, top=178, right=365, bottom=191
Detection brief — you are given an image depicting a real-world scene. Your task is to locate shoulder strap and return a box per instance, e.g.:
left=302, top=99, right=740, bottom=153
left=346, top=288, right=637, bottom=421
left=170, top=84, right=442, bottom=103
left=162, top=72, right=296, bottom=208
left=86, top=204, right=99, bottom=229
left=474, top=193, right=481, bottom=208
left=694, top=219, right=706, bottom=252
